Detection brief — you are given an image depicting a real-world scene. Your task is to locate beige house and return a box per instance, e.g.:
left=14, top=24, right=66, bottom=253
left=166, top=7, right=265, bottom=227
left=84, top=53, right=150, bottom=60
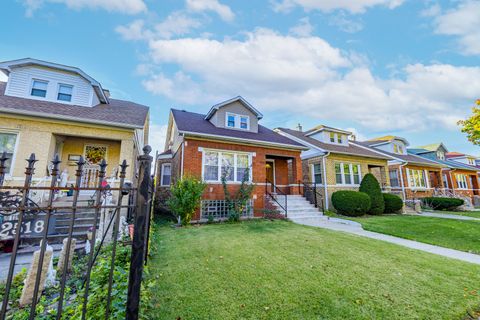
left=0, top=58, right=149, bottom=189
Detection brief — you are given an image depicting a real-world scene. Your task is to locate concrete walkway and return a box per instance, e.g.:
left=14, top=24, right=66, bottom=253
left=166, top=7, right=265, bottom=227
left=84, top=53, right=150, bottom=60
left=417, top=211, right=480, bottom=221
left=290, top=216, right=480, bottom=265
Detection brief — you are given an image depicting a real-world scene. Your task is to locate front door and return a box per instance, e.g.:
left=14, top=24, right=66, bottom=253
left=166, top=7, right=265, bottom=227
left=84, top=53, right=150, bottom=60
left=266, top=160, right=275, bottom=192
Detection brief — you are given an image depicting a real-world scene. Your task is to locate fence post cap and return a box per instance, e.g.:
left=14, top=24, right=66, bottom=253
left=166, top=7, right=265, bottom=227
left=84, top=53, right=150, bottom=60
left=143, top=145, right=152, bottom=155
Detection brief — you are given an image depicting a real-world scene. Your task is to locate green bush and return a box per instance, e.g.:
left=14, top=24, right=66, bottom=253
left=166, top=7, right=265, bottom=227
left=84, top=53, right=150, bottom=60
left=383, top=193, right=403, bottom=213
left=359, top=173, right=384, bottom=215
left=331, top=191, right=371, bottom=216
left=167, top=176, right=206, bottom=225
left=422, top=197, right=464, bottom=211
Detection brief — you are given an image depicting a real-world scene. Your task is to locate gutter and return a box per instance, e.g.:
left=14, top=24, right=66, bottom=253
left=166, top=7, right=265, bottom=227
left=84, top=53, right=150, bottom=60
left=398, top=162, right=408, bottom=201
left=0, top=107, right=144, bottom=130
left=322, top=152, right=330, bottom=210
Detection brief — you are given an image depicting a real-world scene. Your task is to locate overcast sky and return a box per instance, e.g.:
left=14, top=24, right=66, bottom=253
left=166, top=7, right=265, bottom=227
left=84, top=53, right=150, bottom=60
left=1, top=0, right=479, bottom=155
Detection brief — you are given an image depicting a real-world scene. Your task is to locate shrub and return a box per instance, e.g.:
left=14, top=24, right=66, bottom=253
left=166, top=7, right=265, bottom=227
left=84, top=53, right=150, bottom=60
left=422, top=197, right=464, bottom=211
left=331, top=190, right=371, bottom=216
left=359, top=173, right=384, bottom=215
left=167, top=176, right=206, bottom=225
left=222, top=167, right=254, bottom=222
left=383, top=193, right=403, bottom=213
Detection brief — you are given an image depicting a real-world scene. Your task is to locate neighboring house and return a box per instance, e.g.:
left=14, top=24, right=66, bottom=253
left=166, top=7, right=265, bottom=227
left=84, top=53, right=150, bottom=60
left=410, top=146, right=480, bottom=200
left=275, top=125, right=392, bottom=210
left=356, top=136, right=445, bottom=200
left=0, top=58, right=149, bottom=188
left=446, top=152, right=480, bottom=167
left=156, top=96, right=307, bottom=221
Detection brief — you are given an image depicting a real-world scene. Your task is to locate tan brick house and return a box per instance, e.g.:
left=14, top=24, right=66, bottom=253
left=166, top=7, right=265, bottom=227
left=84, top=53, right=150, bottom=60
left=156, top=96, right=307, bottom=221
left=0, top=58, right=149, bottom=191
left=275, top=125, right=392, bottom=210
left=357, top=137, right=445, bottom=201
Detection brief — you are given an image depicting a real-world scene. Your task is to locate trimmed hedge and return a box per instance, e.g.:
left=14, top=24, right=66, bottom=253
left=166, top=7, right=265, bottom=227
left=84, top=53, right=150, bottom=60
left=359, top=173, right=385, bottom=215
left=422, top=197, right=464, bottom=211
left=332, top=190, right=371, bottom=216
left=383, top=193, right=403, bottom=213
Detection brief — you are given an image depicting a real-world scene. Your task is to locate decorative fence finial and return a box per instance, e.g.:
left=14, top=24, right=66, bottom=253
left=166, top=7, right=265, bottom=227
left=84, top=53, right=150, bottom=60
left=98, top=159, right=107, bottom=179
left=50, top=154, right=61, bottom=177
left=119, top=160, right=128, bottom=179
left=75, top=156, right=86, bottom=177
left=143, top=145, right=152, bottom=155
left=25, top=153, right=38, bottom=176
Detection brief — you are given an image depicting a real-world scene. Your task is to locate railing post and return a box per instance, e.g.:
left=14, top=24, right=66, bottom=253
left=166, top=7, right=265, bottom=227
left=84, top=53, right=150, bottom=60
left=126, top=146, right=153, bottom=320
left=313, top=182, right=317, bottom=208
left=0, top=151, right=9, bottom=187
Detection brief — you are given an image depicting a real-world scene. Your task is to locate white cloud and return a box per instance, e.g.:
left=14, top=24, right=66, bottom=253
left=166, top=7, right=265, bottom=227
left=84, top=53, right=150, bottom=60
left=148, top=124, right=168, bottom=155
left=271, top=0, right=404, bottom=14
left=289, top=17, right=313, bottom=37
left=138, top=28, right=480, bottom=133
left=432, top=1, right=480, bottom=55
left=22, top=0, right=147, bottom=16
left=329, top=12, right=363, bottom=33
left=186, top=0, right=235, bottom=22
left=116, top=12, right=202, bottom=41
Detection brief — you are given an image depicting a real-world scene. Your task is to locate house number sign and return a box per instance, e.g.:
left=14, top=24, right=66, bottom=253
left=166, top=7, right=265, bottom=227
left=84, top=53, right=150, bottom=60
left=0, top=216, right=56, bottom=240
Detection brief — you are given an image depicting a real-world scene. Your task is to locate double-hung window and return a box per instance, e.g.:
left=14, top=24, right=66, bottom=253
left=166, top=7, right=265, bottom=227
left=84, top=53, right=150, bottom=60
left=389, top=169, right=400, bottom=187
left=226, top=113, right=249, bottom=130
left=330, top=132, right=336, bottom=143
left=311, top=163, right=323, bottom=184
left=335, top=162, right=361, bottom=185
left=203, top=150, right=252, bottom=182
left=240, top=117, right=248, bottom=129
left=57, top=84, right=73, bottom=102
left=0, top=132, right=18, bottom=175
left=227, top=115, right=236, bottom=128
left=31, top=80, right=48, bottom=97
left=160, top=163, right=171, bottom=186
left=456, top=174, right=468, bottom=189
left=407, top=169, right=427, bottom=188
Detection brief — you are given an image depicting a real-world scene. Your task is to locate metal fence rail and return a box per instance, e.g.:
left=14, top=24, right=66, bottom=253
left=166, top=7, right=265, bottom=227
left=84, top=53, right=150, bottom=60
left=0, top=146, right=153, bottom=320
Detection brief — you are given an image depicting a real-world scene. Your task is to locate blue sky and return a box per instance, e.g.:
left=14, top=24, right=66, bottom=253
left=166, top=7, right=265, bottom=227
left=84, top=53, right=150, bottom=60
left=1, top=0, right=479, bottom=155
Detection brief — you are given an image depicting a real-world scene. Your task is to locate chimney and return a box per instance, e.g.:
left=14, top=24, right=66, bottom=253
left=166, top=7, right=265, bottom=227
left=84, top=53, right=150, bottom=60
left=351, top=134, right=356, bottom=141
left=296, top=123, right=302, bottom=132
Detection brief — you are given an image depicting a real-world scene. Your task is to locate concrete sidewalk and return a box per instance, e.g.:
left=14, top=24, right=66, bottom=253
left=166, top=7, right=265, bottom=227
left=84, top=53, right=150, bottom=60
left=417, top=211, right=480, bottom=221
left=290, top=216, right=480, bottom=265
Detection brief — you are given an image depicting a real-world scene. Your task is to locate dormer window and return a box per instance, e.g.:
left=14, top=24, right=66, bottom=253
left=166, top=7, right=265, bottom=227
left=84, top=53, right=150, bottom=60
left=338, top=135, right=343, bottom=144
left=31, top=80, right=48, bottom=98
left=57, top=84, right=73, bottom=102
left=327, top=132, right=346, bottom=145
left=330, top=132, right=335, bottom=143
left=437, top=151, right=445, bottom=160
left=225, top=113, right=249, bottom=130
left=393, top=143, right=404, bottom=154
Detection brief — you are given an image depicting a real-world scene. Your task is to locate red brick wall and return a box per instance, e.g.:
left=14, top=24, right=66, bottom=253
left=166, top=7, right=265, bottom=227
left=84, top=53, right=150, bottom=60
left=182, top=138, right=303, bottom=219
left=388, top=164, right=442, bottom=199
left=448, top=169, right=478, bottom=199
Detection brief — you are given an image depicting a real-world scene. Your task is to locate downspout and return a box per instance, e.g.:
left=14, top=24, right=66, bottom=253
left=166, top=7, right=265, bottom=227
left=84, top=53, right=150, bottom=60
left=322, top=152, right=330, bottom=210
left=180, top=134, right=185, bottom=179
left=450, top=168, right=457, bottom=195
left=398, top=162, right=408, bottom=201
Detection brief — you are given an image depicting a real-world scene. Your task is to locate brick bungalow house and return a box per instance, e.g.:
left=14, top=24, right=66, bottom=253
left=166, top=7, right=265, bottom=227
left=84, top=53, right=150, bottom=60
left=156, top=96, right=307, bottom=221
left=356, top=136, right=445, bottom=201
left=409, top=143, right=480, bottom=201
left=275, top=125, right=392, bottom=209
left=0, top=58, right=149, bottom=190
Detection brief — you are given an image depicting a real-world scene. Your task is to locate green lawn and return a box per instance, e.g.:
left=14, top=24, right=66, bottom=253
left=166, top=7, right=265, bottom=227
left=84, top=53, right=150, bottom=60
left=351, top=215, right=480, bottom=254
left=424, top=209, right=480, bottom=219
left=142, top=220, right=480, bottom=319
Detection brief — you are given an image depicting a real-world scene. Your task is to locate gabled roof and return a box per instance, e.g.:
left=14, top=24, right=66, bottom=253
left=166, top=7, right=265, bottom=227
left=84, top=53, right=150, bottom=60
left=204, top=96, right=263, bottom=120
left=304, top=124, right=351, bottom=136
left=0, top=82, right=148, bottom=129
left=171, top=109, right=305, bottom=150
left=366, top=135, right=410, bottom=147
left=446, top=152, right=465, bottom=158
left=0, top=58, right=109, bottom=103
left=413, top=142, right=449, bottom=153
left=408, top=150, right=480, bottom=172
left=276, top=127, right=392, bottom=160
left=355, top=140, right=443, bottom=167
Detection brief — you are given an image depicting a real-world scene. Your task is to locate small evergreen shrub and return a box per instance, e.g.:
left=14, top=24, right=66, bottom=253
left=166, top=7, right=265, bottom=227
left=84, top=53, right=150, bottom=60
left=383, top=193, right=403, bottom=213
left=331, top=190, right=371, bottom=216
left=422, top=197, right=464, bottom=211
left=359, top=173, right=385, bottom=215
left=167, top=176, right=206, bottom=225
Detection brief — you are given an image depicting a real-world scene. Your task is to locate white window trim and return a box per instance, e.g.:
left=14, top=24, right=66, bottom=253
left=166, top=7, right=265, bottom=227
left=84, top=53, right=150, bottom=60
left=266, top=159, right=276, bottom=187
left=225, top=112, right=250, bottom=130
left=0, top=130, right=20, bottom=177
left=311, top=163, right=323, bottom=185
left=406, top=168, right=428, bottom=189
left=443, top=173, right=449, bottom=189
left=57, top=83, right=74, bottom=103
left=456, top=174, right=468, bottom=189
left=160, top=163, right=172, bottom=186
left=335, top=162, right=361, bottom=186
left=201, top=148, right=253, bottom=183
left=389, top=169, right=400, bottom=187
left=30, top=78, right=49, bottom=99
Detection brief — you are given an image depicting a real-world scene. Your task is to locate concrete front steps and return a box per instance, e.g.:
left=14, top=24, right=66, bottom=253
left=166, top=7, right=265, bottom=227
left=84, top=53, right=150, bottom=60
left=272, top=195, right=323, bottom=219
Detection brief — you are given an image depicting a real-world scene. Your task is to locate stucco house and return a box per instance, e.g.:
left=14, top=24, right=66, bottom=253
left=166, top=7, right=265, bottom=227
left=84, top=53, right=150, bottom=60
left=156, top=96, right=309, bottom=221
left=275, top=125, right=392, bottom=210
left=409, top=143, right=480, bottom=201
left=357, top=136, right=445, bottom=200
left=0, top=58, right=149, bottom=190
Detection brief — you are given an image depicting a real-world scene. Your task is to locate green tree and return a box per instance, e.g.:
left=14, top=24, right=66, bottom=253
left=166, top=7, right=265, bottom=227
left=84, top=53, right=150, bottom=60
left=458, top=99, right=480, bottom=145
left=359, top=173, right=384, bottom=215
left=167, top=176, right=206, bottom=225
left=221, top=166, right=255, bottom=222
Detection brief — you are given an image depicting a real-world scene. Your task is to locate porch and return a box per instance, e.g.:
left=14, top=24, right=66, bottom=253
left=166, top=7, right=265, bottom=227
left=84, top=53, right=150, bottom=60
left=265, top=154, right=301, bottom=195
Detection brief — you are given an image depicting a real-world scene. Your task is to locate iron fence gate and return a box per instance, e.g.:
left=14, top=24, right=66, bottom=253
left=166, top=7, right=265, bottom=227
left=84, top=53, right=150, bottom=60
left=0, top=146, right=153, bottom=320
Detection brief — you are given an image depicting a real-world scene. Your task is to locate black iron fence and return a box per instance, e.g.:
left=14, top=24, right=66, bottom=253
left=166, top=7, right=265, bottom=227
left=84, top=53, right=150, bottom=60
left=0, top=146, right=153, bottom=320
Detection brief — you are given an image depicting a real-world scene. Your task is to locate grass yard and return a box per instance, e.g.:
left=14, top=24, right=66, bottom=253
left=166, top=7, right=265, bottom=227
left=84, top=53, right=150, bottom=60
left=350, top=215, right=480, bottom=254
left=142, top=219, right=480, bottom=320
left=424, top=210, right=480, bottom=219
